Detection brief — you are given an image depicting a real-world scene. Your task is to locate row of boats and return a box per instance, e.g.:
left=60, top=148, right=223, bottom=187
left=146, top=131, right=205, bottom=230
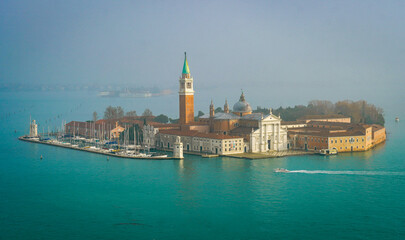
left=21, top=136, right=168, bottom=159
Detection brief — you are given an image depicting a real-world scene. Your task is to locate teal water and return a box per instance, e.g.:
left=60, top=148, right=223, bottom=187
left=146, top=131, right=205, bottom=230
left=1, top=91, right=404, bottom=239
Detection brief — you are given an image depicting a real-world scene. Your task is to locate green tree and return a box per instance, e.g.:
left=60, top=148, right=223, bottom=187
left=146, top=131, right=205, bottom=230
left=215, top=107, right=223, bottom=113
left=154, top=114, right=169, bottom=123
left=126, top=110, right=137, bottom=117
left=252, top=100, right=385, bottom=125
left=116, top=107, right=124, bottom=119
left=169, top=118, right=179, bottom=124
left=104, top=106, right=124, bottom=119
left=197, top=111, right=205, bottom=117
left=142, top=108, right=153, bottom=117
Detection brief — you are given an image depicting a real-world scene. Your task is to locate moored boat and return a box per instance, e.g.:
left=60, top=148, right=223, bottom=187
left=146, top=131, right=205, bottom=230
left=318, top=148, right=338, bottom=155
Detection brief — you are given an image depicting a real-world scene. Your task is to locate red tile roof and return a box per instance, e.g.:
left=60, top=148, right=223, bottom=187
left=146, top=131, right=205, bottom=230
left=288, top=128, right=366, bottom=137
left=281, top=120, right=306, bottom=125
left=298, top=114, right=349, bottom=120
left=371, top=124, right=385, bottom=131
left=159, top=130, right=242, bottom=140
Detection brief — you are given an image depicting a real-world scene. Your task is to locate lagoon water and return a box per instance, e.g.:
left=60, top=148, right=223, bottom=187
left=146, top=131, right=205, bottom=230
left=1, top=90, right=404, bottom=239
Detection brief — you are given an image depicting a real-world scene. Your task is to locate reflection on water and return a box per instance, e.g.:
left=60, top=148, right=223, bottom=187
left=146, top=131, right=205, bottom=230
left=1, top=91, right=405, bottom=239
left=286, top=170, right=405, bottom=175
left=174, top=158, right=199, bottom=208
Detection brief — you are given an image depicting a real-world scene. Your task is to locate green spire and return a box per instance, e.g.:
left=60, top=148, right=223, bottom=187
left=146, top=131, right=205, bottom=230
left=182, top=52, right=190, bottom=74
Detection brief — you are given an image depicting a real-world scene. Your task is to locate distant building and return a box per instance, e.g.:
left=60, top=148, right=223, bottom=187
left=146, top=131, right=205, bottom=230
left=65, top=118, right=178, bottom=143
left=29, top=120, right=38, bottom=137
left=142, top=53, right=289, bottom=154
left=288, top=121, right=386, bottom=152
left=110, top=122, right=125, bottom=139
left=371, top=124, right=386, bottom=146
left=297, top=114, right=351, bottom=123
left=281, top=120, right=307, bottom=129
left=157, top=130, right=244, bottom=155
left=173, top=136, right=184, bottom=159
left=142, top=123, right=180, bottom=148
left=65, top=121, right=113, bottom=139
left=199, top=95, right=288, bottom=152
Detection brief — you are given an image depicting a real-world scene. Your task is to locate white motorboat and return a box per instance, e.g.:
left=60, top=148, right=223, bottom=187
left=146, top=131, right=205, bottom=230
left=274, top=168, right=290, bottom=173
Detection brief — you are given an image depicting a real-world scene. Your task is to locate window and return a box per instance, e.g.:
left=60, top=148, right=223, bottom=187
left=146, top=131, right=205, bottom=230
left=340, top=140, right=342, bottom=143
left=187, top=82, right=191, bottom=88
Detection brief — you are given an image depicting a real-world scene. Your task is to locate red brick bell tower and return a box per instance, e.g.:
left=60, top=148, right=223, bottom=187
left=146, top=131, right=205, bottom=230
left=179, top=52, right=195, bottom=125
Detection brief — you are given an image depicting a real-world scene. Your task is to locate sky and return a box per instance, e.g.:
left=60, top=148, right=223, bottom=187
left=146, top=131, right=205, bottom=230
left=0, top=0, right=404, bottom=107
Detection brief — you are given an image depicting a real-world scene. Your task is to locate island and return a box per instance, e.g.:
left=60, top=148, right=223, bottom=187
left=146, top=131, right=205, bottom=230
left=20, top=53, right=386, bottom=159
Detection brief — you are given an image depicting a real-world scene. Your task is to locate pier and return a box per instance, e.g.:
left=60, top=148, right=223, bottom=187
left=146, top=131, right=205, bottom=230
left=228, top=150, right=313, bottom=159
left=18, top=136, right=182, bottom=160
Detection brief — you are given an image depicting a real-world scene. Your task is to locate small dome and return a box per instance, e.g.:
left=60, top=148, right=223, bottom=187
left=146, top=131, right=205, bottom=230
left=233, top=92, right=252, bottom=113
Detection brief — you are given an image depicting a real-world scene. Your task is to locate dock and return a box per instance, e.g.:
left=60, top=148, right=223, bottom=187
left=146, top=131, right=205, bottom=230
left=227, top=150, right=313, bottom=159
left=18, top=137, right=182, bottom=160
left=19, top=136, right=314, bottom=160
left=202, top=154, right=219, bottom=158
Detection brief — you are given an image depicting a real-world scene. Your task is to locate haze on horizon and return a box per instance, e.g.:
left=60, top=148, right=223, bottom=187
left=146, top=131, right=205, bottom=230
left=1, top=0, right=404, bottom=107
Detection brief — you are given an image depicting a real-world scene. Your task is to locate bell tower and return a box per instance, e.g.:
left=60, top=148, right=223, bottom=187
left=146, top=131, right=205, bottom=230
left=179, top=52, right=195, bottom=124
left=224, top=99, right=229, bottom=113
left=210, top=100, right=215, bottom=117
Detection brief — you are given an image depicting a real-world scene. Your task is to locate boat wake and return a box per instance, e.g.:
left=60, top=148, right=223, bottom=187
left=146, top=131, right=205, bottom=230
left=287, top=170, right=405, bottom=176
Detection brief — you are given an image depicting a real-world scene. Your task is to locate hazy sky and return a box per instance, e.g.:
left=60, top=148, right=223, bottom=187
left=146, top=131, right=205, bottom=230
left=1, top=0, right=404, bottom=105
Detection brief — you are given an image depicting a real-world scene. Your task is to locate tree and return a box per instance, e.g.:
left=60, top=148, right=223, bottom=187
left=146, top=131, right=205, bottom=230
left=116, top=107, right=124, bottom=119
left=215, top=107, right=223, bottom=113
left=92, top=111, right=98, bottom=122
left=104, top=106, right=125, bottom=119
left=154, top=114, right=169, bottom=123
left=308, top=100, right=334, bottom=115
left=104, top=106, right=114, bottom=119
left=251, top=100, right=385, bottom=125
left=126, top=111, right=137, bottom=117
left=142, top=108, right=153, bottom=117
left=197, top=111, right=205, bottom=117
left=169, top=118, right=179, bottom=124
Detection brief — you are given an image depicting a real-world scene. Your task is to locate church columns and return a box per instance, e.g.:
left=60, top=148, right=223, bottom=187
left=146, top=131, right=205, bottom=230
left=272, top=123, right=275, bottom=151
left=259, top=122, right=263, bottom=152
left=278, top=123, right=281, bottom=151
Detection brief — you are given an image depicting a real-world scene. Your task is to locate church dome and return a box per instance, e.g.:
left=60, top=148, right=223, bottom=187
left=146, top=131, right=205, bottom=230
left=233, top=92, right=252, bottom=113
